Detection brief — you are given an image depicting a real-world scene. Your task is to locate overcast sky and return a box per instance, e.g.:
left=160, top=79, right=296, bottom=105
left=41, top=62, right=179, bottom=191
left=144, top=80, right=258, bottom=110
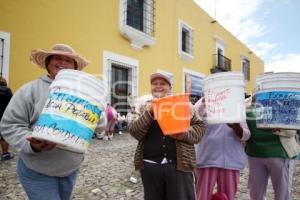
left=194, top=0, right=300, bottom=72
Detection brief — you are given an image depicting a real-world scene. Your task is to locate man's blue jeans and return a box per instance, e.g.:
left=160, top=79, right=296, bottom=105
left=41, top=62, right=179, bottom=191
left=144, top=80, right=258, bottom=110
left=17, top=158, right=78, bottom=200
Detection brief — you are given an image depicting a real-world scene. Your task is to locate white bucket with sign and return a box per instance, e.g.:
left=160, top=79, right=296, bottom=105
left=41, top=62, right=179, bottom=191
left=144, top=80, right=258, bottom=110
left=32, top=69, right=106, bottom=153
left=255, top=72, right=300, bottom=130
left=203, top=72, right=245, bottom=124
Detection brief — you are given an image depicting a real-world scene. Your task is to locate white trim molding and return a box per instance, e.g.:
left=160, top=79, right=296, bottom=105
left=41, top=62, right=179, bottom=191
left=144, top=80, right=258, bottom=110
left=182, top=68, right=205, bottom=92
left=214, top=35, right=226, bottom=48
left=215, top=35, right=226, bottom=53
left=103, top=51, right=139, bottom=104
left=0, top=31, right=10, bottom=83
left=119, top=0, right=156, bottom=50
left=240, top=54, right=250, bottom=82
left=178, top=19, right=194, bottom=61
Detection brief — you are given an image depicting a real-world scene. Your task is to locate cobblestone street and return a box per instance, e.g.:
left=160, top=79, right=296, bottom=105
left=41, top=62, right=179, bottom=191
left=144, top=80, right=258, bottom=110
left=1, top=133, right=299, bottom=200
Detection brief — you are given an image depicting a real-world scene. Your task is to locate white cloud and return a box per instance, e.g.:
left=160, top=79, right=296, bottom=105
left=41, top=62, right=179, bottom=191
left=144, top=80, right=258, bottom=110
left=194, top=0, right=300, bottom=73
left=249, top=42, right=278, bottom=58
left=265, top=53, right=300, bottom=72
left=194, top=0, right=265, bottom=42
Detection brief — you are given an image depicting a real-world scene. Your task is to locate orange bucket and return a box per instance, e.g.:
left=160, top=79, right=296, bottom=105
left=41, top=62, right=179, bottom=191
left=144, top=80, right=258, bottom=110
left=152, top=94, right=190, bottom=135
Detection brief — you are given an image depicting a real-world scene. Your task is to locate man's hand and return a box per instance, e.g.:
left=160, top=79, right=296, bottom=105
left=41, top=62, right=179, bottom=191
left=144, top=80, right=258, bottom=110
left=27, top=137, right=56, bottom=152
left=227, top=123, right=243, bottom=138
left=272, top=128, right=281, bottom=133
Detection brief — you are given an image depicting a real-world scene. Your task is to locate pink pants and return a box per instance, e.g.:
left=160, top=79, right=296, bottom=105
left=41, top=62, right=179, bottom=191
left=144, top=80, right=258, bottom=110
left=105, top=119, right=116, bottom=132
left=194, top=167, right=240, bottom=200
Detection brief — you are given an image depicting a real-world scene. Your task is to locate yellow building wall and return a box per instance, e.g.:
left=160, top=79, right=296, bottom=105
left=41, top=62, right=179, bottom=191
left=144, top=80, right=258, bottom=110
left=0, top=0, right=264, bottom=94
left=172, top=0, right=264, bottom=93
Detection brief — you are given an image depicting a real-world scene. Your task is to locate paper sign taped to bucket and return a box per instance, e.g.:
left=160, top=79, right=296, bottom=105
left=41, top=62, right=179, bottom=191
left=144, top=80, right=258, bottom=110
left=256, top=91, right=300, bottom=130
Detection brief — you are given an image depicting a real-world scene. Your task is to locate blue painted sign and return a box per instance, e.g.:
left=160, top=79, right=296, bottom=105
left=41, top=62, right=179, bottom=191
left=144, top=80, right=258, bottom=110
left=185, top=73, right=203, bottom=96
left=256, top=91, right=300, bottom=129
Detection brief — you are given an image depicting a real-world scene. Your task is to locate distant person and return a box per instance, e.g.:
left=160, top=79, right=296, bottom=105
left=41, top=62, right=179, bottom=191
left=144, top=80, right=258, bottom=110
left=0, top=77, right=14, bottom=161
left=128, top=72, right=206, bottom=200
left=104, top=104, right=118, bottom=140
left=0, top=44, right=91, bottom=200
left=134, top=94, right=153, bottom=114
left=127, top=92, right=134, bottom=109
left=116, top=113, right=126, bottom=134
left=94, top=112, right=107, bottom=140
left=126, top=106, right=136, bottom=124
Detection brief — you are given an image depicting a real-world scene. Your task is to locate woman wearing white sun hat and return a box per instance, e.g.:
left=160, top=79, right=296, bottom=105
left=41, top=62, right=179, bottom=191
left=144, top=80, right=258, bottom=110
left=0, top=44, right=89, bottom=200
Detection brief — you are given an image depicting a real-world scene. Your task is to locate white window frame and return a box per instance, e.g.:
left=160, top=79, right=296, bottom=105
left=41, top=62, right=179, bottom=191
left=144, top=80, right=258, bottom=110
left=0, top=32, right=10, bottom=83
left=214, top=35, right=229, bottom=71
left=119, top=0, right=156, bottom=50
left=178, top=20, right=194, bottom=61
left=103, top=51, right=139, bottom=104
left=240, top=55, right=250, bottom=82
left=215, top=35, right=225, bottom=57
left=182, top=68, right=204, bottom=93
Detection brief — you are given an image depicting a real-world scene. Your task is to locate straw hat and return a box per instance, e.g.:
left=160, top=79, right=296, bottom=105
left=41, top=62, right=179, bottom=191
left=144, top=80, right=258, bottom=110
left=30, top=44, right=90, bottom=70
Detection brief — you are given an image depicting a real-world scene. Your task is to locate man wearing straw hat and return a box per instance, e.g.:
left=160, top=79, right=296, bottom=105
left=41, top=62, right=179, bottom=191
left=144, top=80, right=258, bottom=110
left=128, top=72, right=206, bottom=200
left=0, top=44, right=89, bottom=200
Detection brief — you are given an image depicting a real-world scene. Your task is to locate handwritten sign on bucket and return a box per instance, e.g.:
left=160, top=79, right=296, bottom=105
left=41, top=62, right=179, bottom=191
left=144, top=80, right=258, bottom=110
left=32, top=69, right=106, bottom=153
left=206, top=88, right=230, bottom=115
left=256, top=91, right=300, bottom=130
left=204, top=87, right=245, bottom=124
left=203, top=71, right=246, bottom=124
left=152, top=94, right=190, bottom=135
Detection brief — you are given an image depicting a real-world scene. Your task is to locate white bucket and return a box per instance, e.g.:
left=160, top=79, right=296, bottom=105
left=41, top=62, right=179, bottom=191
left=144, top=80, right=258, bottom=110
left=203, top=72, right=245, bottom=124
left=255, top=72, right=300, bottom=130
left=32, top=69, right=106, bottom=153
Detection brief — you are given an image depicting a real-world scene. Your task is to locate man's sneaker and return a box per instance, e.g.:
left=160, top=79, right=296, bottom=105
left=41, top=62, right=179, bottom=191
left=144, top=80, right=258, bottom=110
left=1, top=152, right=14, bottom=161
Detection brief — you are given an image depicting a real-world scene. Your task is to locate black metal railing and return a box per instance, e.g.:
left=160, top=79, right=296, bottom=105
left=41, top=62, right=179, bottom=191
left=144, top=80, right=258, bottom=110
left=211, top=53, right=231, bottom=73
left=124, top=0, right=155, bottom=36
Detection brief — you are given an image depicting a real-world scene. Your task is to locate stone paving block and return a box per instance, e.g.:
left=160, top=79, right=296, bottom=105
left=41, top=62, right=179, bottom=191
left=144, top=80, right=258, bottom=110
left=0, top=133, right=299, bottom=199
